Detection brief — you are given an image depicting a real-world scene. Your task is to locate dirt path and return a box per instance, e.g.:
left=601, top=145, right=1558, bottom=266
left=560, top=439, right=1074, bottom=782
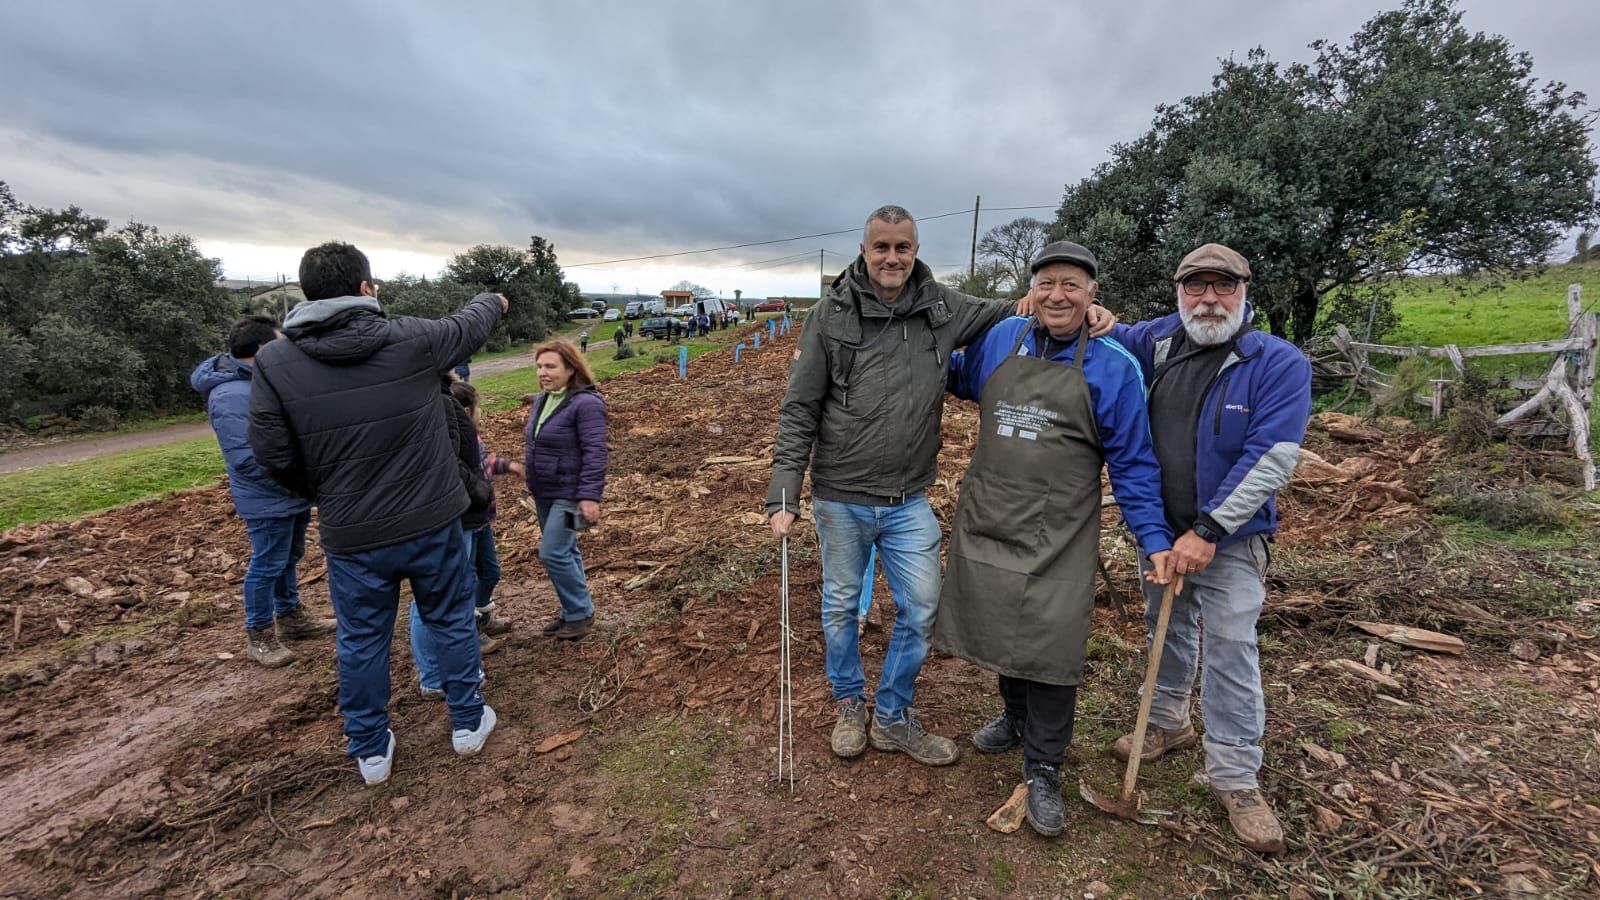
left=2, top=326, right=1598, bottom=897
left=0, top=354, right=537, bottom=476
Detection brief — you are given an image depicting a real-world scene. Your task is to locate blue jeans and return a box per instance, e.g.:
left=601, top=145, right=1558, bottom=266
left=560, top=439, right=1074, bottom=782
left=1138, top=536, right=1271, bottom=790
left=241, top=511, right=310, bottom=631
left=536, top=499, right=594, bottom=621
left=470, top=525, right=500, bottom=610
left=811, top=494, right=942, bottom=725
left=410, top=525, right=496, bottom=691
left=326, top=521, right=484, bottom=759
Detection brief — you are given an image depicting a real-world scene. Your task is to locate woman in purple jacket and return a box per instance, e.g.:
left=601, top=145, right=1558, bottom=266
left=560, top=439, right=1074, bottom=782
left=524, top=340, right=609, bottom=640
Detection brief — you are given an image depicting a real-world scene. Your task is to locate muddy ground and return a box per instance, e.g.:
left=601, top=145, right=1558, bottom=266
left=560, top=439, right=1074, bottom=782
left=2, top=322, right=1598, bottom=898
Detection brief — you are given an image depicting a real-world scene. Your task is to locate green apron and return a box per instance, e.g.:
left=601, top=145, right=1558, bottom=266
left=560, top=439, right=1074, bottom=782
left=934, top=323, right=1103, bottom=686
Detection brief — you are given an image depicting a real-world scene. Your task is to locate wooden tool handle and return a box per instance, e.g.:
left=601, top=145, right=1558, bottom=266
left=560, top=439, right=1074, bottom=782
left=1122, top=578, right=1178, bottom=802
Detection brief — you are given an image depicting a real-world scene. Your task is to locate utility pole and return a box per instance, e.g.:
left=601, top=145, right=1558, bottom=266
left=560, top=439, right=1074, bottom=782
left=819, top=248, right=825, bottom=301
left=969, top=195, right=981, bottom=278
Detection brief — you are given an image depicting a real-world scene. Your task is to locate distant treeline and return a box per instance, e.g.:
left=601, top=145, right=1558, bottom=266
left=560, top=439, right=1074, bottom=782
left=0, top=182, right=580, bottom=426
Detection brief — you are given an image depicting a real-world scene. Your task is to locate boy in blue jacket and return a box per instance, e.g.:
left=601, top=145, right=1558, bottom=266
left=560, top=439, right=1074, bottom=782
left=190, top=315, right=335, bottom=667
left=1106, top=244, right=1312, bottom=854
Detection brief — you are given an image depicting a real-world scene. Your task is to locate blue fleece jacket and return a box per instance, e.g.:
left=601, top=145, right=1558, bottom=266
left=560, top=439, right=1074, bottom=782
left=190, top=354, right=311, bottom=520
left=1109, top=307, right=1312, bottom=548
left=949, top=317, right=1173, bottom=558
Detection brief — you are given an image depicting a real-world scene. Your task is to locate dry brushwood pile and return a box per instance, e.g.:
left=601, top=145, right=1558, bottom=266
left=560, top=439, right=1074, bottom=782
left=2, top=323, right=1598, bottom=898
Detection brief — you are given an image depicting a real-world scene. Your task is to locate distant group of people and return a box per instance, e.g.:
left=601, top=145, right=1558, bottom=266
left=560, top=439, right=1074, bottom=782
left=768, top=205, right=1310, bottom=851
left=191, top=242, right=608, bottom=786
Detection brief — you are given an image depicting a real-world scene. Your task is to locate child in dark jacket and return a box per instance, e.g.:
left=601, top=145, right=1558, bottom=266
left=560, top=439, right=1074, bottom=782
left=409, top=378, right=523, bottom=698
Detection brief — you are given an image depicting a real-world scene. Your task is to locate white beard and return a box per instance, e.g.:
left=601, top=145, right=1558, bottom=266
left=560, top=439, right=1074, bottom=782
left=1180, top=300, right=1246, bottom=346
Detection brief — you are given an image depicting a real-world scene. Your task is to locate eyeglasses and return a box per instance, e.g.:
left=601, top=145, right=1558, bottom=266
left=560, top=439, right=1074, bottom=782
left=1179, top=277, right=1240, bottom=297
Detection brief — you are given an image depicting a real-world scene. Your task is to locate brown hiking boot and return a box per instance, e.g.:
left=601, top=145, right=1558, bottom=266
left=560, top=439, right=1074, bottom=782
left=869, top=710, right=959, bottom=766
left=1214, top=787, right=1286, bottom=853
left=540, top=613, right=565, bottom=636
left=1112, top=723, right=1198, bottom=763
left=478, top=608, right=513, bottom=636
left=831, top=697, right=869, bottom=758
left=247, top=626, right=296, bottom=668
left=276, top=607, right=336, bottom=640
left=551, top=616, right=593, bottom=641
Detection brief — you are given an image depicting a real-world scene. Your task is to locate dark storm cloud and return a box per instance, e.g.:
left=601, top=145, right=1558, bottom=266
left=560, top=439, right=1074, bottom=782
left=1, top=0, right=1595, bottom=275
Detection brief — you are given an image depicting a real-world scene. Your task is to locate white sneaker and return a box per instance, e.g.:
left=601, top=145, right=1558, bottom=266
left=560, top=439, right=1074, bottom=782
left=452, top=704, right=497, bottom=757
left=358, top=730, right=396, bottom=786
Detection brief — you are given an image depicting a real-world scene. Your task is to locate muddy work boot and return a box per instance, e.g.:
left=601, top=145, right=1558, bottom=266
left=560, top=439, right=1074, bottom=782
left=540, top=613, right=565, bottom=636
left=276, top=607, right=336, bottom=640
left=247, top=626, right=296, bottom=668
left=869, top=710, right=959, bottom=766
left=1214, top=787, right=1286, bottom=853
left=971, top=711, right=1024, bottom=754
left=831, top=697, right=869, bottom=758
left=1024, top=760, right=1065, bottom=837
left=551, top=616, right=593, bottom=641
left=1112, top=723, right=1198, bottom=763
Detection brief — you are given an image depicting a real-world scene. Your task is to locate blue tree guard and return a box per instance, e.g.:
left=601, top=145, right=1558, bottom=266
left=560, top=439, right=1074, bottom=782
left=678, top=345, right=688, bottom=378
left=754, top=331, right=761, bottom=350
left=734, top=341, right=746, bottom=363
left=768, top=319, right=776, bottom=341
left=857, top=546, right=877, bottom=627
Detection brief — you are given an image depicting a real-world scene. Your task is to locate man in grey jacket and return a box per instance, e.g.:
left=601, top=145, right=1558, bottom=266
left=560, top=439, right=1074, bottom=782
left=766, top=205, right=1113, bottom=766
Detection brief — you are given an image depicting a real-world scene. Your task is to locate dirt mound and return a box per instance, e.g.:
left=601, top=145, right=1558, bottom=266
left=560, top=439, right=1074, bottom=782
left=3, top=326, right=1598, bottom=897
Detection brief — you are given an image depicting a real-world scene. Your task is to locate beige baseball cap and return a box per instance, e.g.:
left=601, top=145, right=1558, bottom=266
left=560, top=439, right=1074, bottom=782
left=1174, top=243, right=1251, bottom=282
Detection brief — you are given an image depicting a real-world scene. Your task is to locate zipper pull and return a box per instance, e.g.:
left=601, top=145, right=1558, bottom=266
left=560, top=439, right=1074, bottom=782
left=903, top=322, right=908, bottom=341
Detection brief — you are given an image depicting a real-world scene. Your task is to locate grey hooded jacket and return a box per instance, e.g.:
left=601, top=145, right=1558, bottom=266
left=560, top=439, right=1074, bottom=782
left=765, top=258, right=1017, bottom=513
left=248, top=292, right=502, bottom=553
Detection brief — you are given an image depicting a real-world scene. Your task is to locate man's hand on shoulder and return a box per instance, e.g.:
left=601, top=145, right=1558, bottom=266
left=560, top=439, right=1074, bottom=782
left=495, top=293, right=509, bottom=313
left=1086, top=304, right=1117, bottom=338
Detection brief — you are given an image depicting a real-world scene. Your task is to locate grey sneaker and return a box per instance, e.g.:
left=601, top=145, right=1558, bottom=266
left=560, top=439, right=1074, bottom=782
left=1024, top=760, right=1065, bottom=836
left=869, top=710, right=959, bottom=766
left=276, top=607, right=336, bottom=640
left=246, top=626, right=296, bottom=668
left=1113, top=723, right=1198, bottom=763
left=971, top=711, right=1024, bottom=753
left=478, top=607, right=513, bottom=636
left=831, top=697, right=869, bottom=758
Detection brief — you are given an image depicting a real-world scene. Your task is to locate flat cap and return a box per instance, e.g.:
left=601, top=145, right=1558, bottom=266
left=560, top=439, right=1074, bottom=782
left=1174, top=243, right=1251, bottom=282
left=1030, top=240, right=1098, bottom=279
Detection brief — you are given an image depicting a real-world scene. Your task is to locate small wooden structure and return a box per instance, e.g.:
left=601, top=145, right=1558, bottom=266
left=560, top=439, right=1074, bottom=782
left=1330, top=284, right=1596, bottom=490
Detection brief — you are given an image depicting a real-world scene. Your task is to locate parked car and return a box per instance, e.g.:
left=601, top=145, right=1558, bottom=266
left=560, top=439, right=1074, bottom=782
left=569, top=307, right=600, bottom=319
left=752, top=299, right=787, bottom=313
left=603, top=308, right=621, bottom=321
left=636, top=316, right=676, bottom=340
left=672, top=304, right=695, bottom=317
left=624, top=301, right=645, bottom=319
left=589, top=299, right=607, bottom=313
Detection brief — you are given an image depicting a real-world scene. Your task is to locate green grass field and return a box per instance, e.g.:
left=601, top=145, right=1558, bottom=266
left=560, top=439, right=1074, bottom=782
left=1387, top=259, right=1599, bottom=346
left=0, top=437, right=223, bottom=531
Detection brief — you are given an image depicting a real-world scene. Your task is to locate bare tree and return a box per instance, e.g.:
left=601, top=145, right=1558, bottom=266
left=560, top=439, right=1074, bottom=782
left=978, top=217, right=1047, bottom=290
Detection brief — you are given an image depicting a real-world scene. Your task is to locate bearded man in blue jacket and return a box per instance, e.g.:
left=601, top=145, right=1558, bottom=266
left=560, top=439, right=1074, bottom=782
left=191, top=315, right=335, bottom=668
left=1108, top=243, right=1311, bottom=854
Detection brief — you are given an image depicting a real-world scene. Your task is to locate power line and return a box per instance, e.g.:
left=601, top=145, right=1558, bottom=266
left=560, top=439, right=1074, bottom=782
left=563, top=204, right=1053, bottom=269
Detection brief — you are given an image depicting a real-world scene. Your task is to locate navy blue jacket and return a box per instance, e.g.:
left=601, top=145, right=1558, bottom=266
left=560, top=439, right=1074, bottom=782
left=523, top=387, right=608, bottom=503
left=190, top=354, right=310, bottom=521
left=1110, top=307, right=1312, bottom=547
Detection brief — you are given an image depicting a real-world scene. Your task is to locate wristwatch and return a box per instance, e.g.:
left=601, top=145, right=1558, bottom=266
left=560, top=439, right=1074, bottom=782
left=1191, top=519, right=1223, bottom=543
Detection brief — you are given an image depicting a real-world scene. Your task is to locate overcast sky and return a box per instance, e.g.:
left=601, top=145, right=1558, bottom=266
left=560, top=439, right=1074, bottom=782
left=2, top=1, right=1595, bottom=299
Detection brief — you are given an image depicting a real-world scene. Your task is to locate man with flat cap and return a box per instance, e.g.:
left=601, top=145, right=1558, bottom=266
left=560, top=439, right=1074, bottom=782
left=936, top=240, right=1175, bottom=837
left=1106, top=243, right=1311, bottom=853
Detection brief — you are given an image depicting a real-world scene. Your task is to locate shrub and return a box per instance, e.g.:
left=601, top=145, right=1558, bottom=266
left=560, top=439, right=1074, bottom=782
left=1434, top=481, right=1572, bottom=532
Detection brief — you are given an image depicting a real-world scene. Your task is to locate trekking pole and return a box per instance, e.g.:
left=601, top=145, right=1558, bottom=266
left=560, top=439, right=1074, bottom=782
left=777, top=491, right=796, bottom=793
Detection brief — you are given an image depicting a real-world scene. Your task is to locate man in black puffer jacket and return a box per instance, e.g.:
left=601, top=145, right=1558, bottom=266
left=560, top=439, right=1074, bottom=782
left=248, top=242, right=506, bottom=786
